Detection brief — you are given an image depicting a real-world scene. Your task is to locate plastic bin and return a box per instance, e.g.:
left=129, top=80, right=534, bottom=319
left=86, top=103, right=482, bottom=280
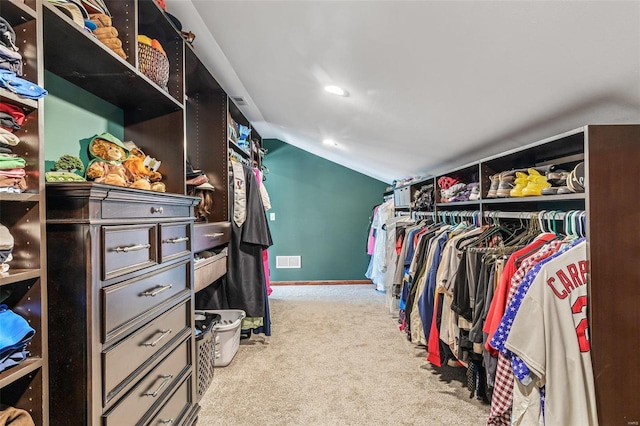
left=203, top=309, right=246, bottom=367
left=194, top=311, right=220, bottom=401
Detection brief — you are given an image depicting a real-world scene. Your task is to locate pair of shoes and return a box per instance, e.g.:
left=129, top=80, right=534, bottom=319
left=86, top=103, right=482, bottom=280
left=521, top=169, right=551, bottom=196
left=509, top=171, right=529, bottom=197
left=496, top=171, right=516, bottom=197
left=486, top=174, right=500, bottom=198
left=542, top=170, right=569, bottom=195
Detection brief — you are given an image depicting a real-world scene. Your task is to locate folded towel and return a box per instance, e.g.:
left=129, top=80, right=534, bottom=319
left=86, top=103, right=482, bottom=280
left=93, top=26, right=118, bottom=38
left=89, top=13, right=111, bottom=28
left=98, top=37, right=122, bottom=50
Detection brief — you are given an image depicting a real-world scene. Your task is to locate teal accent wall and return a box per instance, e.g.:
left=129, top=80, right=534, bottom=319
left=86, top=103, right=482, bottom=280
left=263, top=139, right=387, bottom=281
left=43, top=71, right=123, bottom=173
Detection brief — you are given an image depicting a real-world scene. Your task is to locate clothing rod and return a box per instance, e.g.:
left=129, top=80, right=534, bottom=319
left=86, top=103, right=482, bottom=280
left=483, top=210, right=585, bottom=220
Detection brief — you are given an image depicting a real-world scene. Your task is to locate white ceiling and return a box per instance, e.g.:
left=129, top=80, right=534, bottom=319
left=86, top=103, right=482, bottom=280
left=166, top=0, right=640, bottom=184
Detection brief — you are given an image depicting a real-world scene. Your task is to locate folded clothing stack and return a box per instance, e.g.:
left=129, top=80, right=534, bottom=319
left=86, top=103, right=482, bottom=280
left=0, top=150, right=27, bottom=193
left=0, top=17, right=22, bottom=76
left=89, top=13, right=126, bottom=59
left=0, top=224, right=13, bottom=272
left=0, top=303, right=36, bottom=372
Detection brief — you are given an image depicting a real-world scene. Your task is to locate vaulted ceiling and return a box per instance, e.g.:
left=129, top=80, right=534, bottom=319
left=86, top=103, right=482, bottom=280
left=166, top=0, right=640, bottom=183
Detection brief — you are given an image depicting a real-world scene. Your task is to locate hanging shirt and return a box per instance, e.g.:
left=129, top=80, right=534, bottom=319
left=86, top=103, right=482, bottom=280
left=506, top=240, right=598, bottom=426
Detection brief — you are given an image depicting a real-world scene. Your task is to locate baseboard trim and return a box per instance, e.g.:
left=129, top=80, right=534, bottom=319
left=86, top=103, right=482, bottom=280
left=270, top=280, right=373, bottom=286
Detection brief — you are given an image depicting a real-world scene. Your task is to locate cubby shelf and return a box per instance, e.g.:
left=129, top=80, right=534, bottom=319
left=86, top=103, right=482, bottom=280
left=0, top=358, right=43, bottom=388
left=0, top=269, right=42, bottom=287
left=0, top=88, right=38, bottom=110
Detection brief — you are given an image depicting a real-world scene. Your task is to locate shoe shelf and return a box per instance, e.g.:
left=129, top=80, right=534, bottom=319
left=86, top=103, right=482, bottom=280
left=482, top=193, right=585, bottom=204
left=436, top=200, right=481, bottom=207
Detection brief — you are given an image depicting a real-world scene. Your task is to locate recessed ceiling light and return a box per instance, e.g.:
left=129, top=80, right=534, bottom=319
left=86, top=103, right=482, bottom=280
left=323, top=139, right=339, bottom=147
left=324, top=85, right=349, bottom=97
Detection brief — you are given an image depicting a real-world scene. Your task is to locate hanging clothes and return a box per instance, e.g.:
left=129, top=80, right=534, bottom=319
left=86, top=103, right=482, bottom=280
left=365, top=198, right=395, bottom=291
left=225, top=162, right=273, bottom=323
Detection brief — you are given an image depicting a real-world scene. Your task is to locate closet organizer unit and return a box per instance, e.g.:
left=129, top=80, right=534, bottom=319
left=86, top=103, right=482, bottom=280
left=184, top=43, right=263, bottom=291
left=0, top=0, right=47, bottom=424
left=389, top=125, right=640, bottom=425
left=43, top=0, right=200, bottom=424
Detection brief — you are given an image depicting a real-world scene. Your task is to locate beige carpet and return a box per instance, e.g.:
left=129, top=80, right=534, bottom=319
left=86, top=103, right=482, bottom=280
left=197, top=285, right=490, bottom=425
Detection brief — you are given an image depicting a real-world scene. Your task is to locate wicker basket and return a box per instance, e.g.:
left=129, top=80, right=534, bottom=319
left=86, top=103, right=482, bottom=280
left=138, top=42, right=169, bottom=90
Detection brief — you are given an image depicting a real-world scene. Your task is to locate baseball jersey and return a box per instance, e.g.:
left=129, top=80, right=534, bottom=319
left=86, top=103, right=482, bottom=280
left=505, top=241, right=598, bottom=426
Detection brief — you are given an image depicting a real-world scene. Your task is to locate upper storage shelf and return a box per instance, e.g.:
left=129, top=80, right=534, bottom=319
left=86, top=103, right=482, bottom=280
left=42, top=1, right=182, bottom=124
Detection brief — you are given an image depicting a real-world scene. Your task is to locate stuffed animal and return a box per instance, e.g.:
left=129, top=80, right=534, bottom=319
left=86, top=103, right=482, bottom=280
left=85, top=133, right=132, bottom=186
left=122, top=146, right=165, bottom=192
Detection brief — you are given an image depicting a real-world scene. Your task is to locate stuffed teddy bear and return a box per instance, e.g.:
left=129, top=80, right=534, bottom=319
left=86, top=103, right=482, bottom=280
left=122, top=146, right=166, bottom=192
left=85, top=133, right=132, bottom=187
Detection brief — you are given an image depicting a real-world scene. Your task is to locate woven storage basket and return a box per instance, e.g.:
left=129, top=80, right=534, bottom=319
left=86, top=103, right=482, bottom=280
left=138, top=42, right=169, bottom=90
left=196, top=330, right=215, bottom=401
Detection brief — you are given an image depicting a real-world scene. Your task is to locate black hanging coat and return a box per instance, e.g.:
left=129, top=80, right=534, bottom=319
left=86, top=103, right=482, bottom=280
left=225, top=164, right=273, bottom=317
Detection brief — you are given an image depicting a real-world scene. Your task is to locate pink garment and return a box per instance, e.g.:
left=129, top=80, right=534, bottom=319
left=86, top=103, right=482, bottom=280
left=367, top=205, right=380, bottom=255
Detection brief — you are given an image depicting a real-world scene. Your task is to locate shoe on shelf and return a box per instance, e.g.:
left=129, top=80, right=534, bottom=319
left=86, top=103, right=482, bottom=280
left=557, top=186, right=572, bottom=195
left=542, top=187, right=559, bottom=195
left=546, top=170, right=569, bottom=186
left=508, top=171, right=528, bottom=197
left=496, top=172, right=516, bottom=197
left=486, top=174, right=500, bottom=198
left=522, top=169, right=551, bottom=196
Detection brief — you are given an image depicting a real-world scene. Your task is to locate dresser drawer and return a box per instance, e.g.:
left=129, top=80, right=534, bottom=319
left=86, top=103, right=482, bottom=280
left=103, top=302, right=191, bottom=404
left=102, top=261, right=190, bottom=343
left=146, top=375, right=192, bottom=426
left=193, top=222, right=230, bottom=253
left=103, top=224, right=158, bottom=281
left=102, top=338, right=191, bottom=426
left=160, top=222, right=192, bottom=263
left=194, top=250, right=227, bottom=293
left=102, top=201, right=192, bottom=220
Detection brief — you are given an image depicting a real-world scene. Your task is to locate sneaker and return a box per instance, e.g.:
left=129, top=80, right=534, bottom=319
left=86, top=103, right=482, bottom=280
left=486, top=174, right=500, bottom=198
left=496, top=172, right=516, bottom=197
left=522, top=169, right=551, bottom=196
left=508, top=171, right=528, bottom=197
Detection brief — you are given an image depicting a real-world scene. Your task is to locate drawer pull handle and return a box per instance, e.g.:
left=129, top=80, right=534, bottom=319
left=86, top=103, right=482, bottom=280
left=143, top=375, right=173, bottom=397
left=204, top=233, right=224, bottom=238
left=114, top=243, right=151, bottom=253
left=142, top=329, right=172, bottom=347
left=164, top=237, right=189, bottom=244
left=151, top=207, right=164, bottom=214
left=141, top=285, right=172, bottom=297
left=159, top=419, right=174, bottom=425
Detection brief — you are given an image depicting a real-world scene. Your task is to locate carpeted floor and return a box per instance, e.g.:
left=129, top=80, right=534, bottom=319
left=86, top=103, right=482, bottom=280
left=197, top=285, right=490, bottom=425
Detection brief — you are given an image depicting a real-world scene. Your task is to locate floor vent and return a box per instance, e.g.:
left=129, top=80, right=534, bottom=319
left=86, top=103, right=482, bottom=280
left=276, top=256, right=301, bottom=269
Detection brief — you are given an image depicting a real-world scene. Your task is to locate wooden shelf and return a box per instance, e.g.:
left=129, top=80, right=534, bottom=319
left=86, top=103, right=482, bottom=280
left=2, top=0, right=37, bottom=22
left=42, top=2, right=182, bottom=124
left=481, top=193, right=585, bottom=204
left=0, top=269, right=42, bottom=287
left=0, top=193, right=40, bottom=202
left=0, top=358, right=43, bottom=388
left=436, top=200, right=481, bottom=207
left=0, top=88, right=38, bottom=110
left=228, top=139, right=251, bottom=158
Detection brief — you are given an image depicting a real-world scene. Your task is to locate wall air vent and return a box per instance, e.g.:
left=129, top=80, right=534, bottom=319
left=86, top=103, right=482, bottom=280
left=231, top=96, right=247, bottom=106
left=276, top=256, right=302, bottom=269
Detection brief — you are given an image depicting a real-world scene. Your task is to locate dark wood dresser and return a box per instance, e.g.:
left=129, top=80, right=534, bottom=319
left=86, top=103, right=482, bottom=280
left=45, top=183, right=200, bottom=426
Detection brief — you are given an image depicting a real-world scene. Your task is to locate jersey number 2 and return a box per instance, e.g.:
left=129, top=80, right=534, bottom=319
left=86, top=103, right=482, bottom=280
left=571, top=295, right=590, bottom=352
